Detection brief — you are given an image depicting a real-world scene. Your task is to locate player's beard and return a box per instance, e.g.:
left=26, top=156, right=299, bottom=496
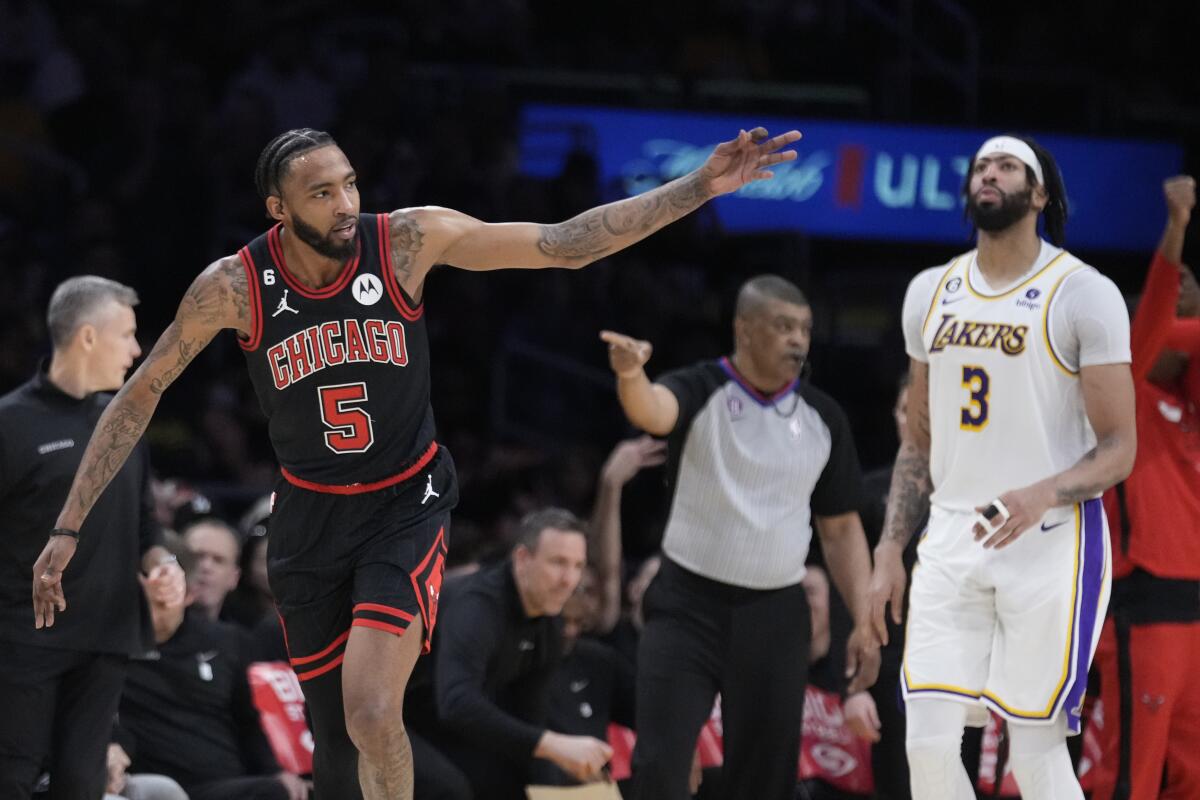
left=967, top=185, right=1034, bottom=234
left=291, top=212, right=358, bottom=260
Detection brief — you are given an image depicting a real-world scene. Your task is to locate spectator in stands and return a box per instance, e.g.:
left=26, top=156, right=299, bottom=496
left=181, top=518, right=242, bottom=622
left=406, top=508, right=613, bottom=800
left=102, top=740, right=188, bottom=800
left=587, top=436, right=667, bottom=638
left=223, top=519, right=273, bottom=630
left=116, top=542, right=309, bottom=800
left=534, top=436, right=665, bottom=787
left=228, top=496, right=288, bottom=660
left=533, top=575, right=638, bottom=788
left=1092, top=175, right=1200, bottom=799
left=103, top=537, right=191, bottom=800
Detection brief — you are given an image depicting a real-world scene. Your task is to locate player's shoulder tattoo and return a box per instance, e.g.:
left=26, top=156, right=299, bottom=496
left=180, top=255, right=250, bottom=330
left=388, top=209, right=426, bottom=290
left=219, top=254, right=252, bottom=330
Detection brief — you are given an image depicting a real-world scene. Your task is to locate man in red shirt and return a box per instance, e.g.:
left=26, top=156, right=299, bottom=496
left=1092, top=175, right=1200, bottom=800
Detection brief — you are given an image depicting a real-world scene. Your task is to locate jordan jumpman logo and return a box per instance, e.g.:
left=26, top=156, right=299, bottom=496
left=421, top=474, right=440, bottom=505
left=272, top=289, right=299, bottom=317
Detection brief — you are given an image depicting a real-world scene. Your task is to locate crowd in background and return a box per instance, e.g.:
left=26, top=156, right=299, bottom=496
left=5, top=0, right=1199, bottom=561
left=4, top=1, right=1200, bottom=797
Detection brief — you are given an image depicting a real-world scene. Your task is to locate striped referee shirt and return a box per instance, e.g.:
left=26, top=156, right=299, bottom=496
left=658, top=357, right=862, bottom=590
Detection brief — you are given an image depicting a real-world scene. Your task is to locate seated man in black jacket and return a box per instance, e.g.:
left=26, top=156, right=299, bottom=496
left=533, top=573, right=637, bottom=788
left=117, top=541, right=309, bottom=800
left=407, top=508, right=612, bottom=800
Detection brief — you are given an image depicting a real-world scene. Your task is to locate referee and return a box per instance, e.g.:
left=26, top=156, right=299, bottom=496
left=0, top=276, right=182, bottom=799
left=601, top=274, right=880, bottom=800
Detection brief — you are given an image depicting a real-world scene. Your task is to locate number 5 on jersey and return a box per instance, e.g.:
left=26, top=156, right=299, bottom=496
left=319, top=382, right=375, bottom=453
left=960, top=365, right=990, bottom=431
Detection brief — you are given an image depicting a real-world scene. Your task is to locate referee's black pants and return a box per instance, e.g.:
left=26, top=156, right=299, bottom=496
left=0, top=642, right=127, bottom=800
left=629, top=558, right=810, bottom=800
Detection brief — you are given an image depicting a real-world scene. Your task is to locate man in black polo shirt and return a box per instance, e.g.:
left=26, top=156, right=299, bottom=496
left=0, top=276, right=182, bottom=799
left=601, top=274, right=880, bottom=800
left=116, top=542, right=310, bottom=800
left=406, top=508, right=613, bottom=799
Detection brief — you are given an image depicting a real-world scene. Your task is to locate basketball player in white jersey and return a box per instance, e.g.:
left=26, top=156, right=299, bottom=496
left=868, top=135, right=1137, bottom=799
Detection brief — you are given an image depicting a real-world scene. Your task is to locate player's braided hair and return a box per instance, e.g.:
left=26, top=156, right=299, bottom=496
left=1022, top=135, right=1069, bottom=247
left=254, top=128, right=337, bottom=200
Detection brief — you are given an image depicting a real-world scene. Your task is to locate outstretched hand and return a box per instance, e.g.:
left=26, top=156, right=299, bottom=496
left=702, top=127, right=802, bottom=197
left=601, top=436, right=668, bottom=487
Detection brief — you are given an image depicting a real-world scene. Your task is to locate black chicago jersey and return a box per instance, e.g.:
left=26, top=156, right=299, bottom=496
left=238, top=213, right=437, bottom=487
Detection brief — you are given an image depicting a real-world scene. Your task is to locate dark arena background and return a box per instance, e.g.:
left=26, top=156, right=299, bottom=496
left=9, top=1, right=1200, bottom=556
left=4, top=2, right=1197, bottom=567
left=8, top=2, right=1200, bottom=798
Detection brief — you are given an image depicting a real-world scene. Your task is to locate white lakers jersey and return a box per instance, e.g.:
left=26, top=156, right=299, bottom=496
left=902, top=241, right=1131, bottom=511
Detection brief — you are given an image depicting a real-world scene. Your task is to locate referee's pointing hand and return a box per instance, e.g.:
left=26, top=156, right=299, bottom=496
left=600, top=330, right=653, bottom=378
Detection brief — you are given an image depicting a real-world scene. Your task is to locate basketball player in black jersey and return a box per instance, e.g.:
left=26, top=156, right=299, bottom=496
left=30, top=125, right=800, bottom=799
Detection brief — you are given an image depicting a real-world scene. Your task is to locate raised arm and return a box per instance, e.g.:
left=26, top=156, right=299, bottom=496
left=1130, top=176, right=1195, bottom=379
left=33, top=256, right=251, bottom=627
left=590, top=436, right=668, bottom=634
left=384, top=128, right=800, bottom=295
left=1159, top=176, right=1194, bottom=268
left=869, top=358, right=932, bottom=643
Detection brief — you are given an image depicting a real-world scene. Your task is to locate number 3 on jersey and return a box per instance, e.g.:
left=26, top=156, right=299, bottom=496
left=960, top=366, right=990, bottom=430
left=319, top=382, right=375, bottom=453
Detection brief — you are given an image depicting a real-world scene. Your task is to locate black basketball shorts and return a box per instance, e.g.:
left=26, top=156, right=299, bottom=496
left=266, top=446, right=458, bottom=682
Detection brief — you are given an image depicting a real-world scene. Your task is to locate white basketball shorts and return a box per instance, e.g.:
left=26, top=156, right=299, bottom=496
left=901, top=498, right=1110, bottom=733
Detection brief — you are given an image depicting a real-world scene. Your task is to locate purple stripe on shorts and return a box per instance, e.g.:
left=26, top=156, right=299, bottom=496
left=1058, top=498, right=1105, bottom=732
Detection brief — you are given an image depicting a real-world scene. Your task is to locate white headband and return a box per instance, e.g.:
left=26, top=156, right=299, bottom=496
left=974, top=136, right=1043, bottom=186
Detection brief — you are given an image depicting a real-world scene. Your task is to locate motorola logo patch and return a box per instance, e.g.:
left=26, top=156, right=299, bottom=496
left=353, top=274, right=383, bottom=306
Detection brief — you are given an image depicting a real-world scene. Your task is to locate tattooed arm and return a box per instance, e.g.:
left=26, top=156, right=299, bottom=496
left=385, top=128, right=800, bottom=296
left=881, top=359, right=933, bottom=551
left=868, top=358, right=932, bottom=643
left=33, top=256, right=250, bottom=628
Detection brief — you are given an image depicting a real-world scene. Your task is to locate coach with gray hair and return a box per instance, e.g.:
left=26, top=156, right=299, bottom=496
left=602, top=274, right=880, bottom=800
left=0, top=276, right=183, bottom=799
